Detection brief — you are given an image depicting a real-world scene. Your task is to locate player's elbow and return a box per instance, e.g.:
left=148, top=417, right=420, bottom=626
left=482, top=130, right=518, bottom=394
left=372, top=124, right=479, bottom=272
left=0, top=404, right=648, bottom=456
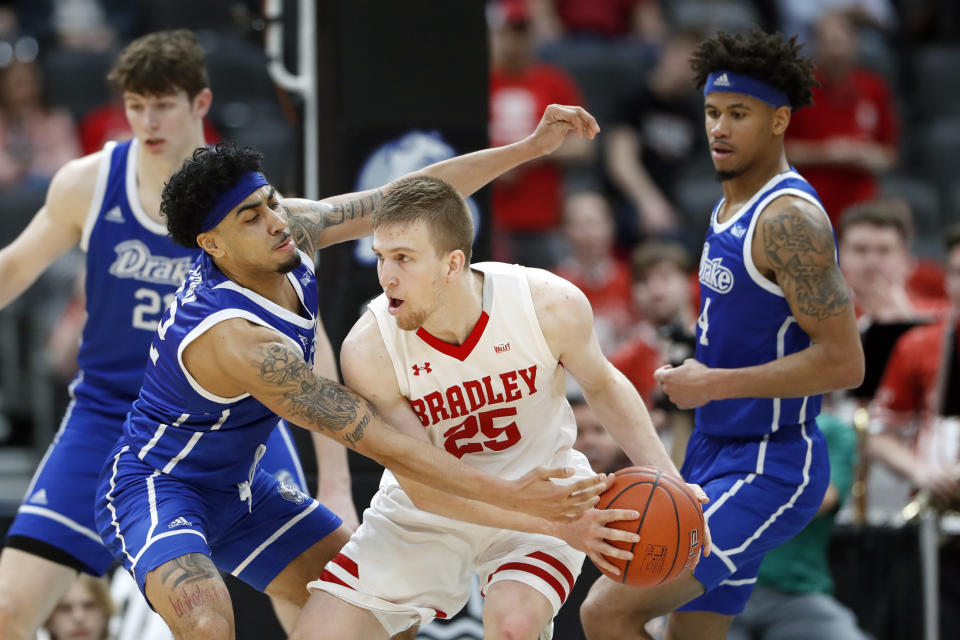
left=835, top=350, right=865, bottom=391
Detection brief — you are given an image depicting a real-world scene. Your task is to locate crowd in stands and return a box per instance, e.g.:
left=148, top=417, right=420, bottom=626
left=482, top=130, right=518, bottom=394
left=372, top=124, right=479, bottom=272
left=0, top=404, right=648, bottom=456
left=1, top=0, right=960, bottom=638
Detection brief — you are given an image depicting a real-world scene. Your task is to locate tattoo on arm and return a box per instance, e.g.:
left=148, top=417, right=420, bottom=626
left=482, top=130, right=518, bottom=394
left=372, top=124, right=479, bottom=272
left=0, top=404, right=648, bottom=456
left=159, top=554, right=219, bottom=591
left=284, top=189, right=383, bottom=255
left=761, top=205, right=851, bottom=320
left=257, top=342, right=377, bottom=443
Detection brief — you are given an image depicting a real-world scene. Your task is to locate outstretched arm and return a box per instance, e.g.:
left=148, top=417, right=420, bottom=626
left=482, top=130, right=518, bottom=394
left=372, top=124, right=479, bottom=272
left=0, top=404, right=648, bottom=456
left=181, top=318, right=604, bottom=521
left=0, top=153, right=99, bottom=309
left=281, top=104, right=599, bottom=253
left=655, top=196, right=864, bottom=408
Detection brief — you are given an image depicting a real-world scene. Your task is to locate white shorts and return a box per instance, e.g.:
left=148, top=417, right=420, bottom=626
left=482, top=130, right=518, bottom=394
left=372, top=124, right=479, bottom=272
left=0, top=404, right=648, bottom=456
left=307, top=449, right=592, bottom=637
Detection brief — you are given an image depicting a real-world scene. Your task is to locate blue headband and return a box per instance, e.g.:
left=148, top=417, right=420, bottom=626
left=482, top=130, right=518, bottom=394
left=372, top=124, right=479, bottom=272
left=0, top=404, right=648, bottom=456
left=704, top=71, right=790, bottom=109
left=199, top=171, right=270, bottom=233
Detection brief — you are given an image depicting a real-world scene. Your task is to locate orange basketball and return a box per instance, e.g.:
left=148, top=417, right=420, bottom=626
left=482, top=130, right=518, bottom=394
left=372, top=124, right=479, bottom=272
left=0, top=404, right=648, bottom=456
left=593, top=466, right=705, bottom=587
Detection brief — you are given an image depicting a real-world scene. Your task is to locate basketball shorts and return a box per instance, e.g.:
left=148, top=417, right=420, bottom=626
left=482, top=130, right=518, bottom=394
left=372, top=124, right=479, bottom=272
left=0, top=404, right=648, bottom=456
left=5, top=389, right=310, bottom=578
left=676, top=421, right=829, bottom=615
left=95, top=438, right=340, bottom=600
left=307, top=449, right=593, bottom=638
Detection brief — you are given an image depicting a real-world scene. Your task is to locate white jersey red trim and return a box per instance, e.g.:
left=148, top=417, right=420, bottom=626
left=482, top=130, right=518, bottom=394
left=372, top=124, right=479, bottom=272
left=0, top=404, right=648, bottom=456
left=368, top=262, right=578, bottom=482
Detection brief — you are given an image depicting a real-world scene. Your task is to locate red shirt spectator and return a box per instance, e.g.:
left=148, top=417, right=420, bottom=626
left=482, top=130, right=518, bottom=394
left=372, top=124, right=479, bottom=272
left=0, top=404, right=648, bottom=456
left=872, top=319, right=960, bottom=472
left=786, top=12, right=899, bottom=227
left=609, top=333, right=661, bottom=403
left=552, top=0, right=648, bottom=38
left=788, top=67, right=899, bottom=225
left=490, top=64, right=583, bottom=232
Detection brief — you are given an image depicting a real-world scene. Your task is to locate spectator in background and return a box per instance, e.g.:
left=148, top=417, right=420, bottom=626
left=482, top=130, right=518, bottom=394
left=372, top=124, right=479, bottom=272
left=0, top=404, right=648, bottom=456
left=612, top=241, right=697, bottom=467
left=838, top=199, right=945, bottom=325
left=785, top=11, right=899, bottom=229
left=777, top=0, right=897, bottom=46
left=609, top=242, right=695, bottom=402
left=489, top=0, right=593, bottom=269
left=527, top=0, right=666, bottom=45
left=44, top=574, right=112, bottom=640
left=603, top=28, right=702, bottom=242
left=867, top=224, right=960, bottom=638
left=728, top=412, right=869, bottom=640
left=0, top=59, right=81, bottom=191
left=554, top=190, right=635, bottom=354
left=571, top=392, right=631, bottom=475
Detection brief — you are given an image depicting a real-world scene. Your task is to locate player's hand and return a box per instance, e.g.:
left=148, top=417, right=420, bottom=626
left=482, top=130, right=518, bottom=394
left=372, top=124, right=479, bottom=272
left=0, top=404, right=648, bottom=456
left=550, top=508, right=640, bottom=576
left=508, top=467, right=607, bottom=521
left=685, top=482, right=712, bottom=557
left=525, top=104, right=600, bottom=157
left=654, top=359, right=714, bottom=409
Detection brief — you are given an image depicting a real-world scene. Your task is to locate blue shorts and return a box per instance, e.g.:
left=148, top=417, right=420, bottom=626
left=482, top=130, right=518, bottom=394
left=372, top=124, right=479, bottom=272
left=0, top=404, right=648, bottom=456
left=95, top=439, right=340, bottom=600
left=5, top=390, right=309, bottom=577
left=677, top=422, right=829, bottom=615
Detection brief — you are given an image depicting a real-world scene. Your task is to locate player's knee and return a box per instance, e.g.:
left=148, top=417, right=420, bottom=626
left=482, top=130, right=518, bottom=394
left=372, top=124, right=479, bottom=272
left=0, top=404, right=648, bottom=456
left=488, top=609, right=544, bottom=640
left=581, top=589, right=648, bottom=639
left=179, top=609, right=234, bottom=640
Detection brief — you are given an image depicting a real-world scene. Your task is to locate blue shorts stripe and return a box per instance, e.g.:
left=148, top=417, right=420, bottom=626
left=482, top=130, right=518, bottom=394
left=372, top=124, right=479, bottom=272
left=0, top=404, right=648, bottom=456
left=103, top=445, right=137, bottom=567
left=231, top=499, right=319, bottom=576
left=15, top=506, right=102, bottom=544
left=677, top=422, right=829, bottom=614
left=725, top=423, right=816, bottom=558
left=273, top=421, right=308, bottom=491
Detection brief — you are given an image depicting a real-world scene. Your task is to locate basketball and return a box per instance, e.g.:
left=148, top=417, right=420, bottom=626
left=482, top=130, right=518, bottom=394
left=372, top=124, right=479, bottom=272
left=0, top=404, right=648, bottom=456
left=593, top=466, right=705, bottom=587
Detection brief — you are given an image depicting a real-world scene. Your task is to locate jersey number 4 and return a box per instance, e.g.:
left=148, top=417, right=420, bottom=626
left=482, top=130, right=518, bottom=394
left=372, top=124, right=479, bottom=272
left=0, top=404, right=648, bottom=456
left=442, top=407, right=521, bottom=458
left=697, top=297, right=711, bottom=346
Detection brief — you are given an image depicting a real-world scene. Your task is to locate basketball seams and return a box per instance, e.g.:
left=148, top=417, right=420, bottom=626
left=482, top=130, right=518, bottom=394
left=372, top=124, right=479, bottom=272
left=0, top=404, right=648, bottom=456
left=619, top=479, right=658, bottom=584
left=655, top=484, right=682, bottom=584
left=658, top=473, right=705, bottom=520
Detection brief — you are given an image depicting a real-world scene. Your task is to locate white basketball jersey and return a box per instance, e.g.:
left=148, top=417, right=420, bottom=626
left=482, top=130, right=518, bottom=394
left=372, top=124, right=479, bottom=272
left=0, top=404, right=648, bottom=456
left=369, top=262, right=577, bottom=483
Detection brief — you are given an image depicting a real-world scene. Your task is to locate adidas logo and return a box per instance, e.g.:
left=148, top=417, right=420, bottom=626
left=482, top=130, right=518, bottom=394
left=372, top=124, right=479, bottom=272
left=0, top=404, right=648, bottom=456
left=714, top=73, right=731, bottom=87
left=104, top=206, right=125, bottom=223
left=168, top=516, right=193, bottom=529
left=28, top=489, right=48, bottom=505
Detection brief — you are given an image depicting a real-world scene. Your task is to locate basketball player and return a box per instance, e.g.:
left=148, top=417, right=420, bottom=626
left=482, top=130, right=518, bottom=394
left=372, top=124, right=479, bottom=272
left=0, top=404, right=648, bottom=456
left=290, top=175, right=708, bottom=640
left=94, top=104, right=612, bottom=639
left=0, top=30, right=338, bottom=639
left=578, top=28, right=865, bottom=640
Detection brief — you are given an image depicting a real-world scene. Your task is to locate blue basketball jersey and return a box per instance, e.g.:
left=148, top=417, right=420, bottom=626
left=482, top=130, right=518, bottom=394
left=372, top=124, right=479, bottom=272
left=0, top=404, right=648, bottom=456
left=124, top=250, right=319, bottom=485
left=76, top=139, right=197, bottom=411
left=694, top=169, right=830, bottom=437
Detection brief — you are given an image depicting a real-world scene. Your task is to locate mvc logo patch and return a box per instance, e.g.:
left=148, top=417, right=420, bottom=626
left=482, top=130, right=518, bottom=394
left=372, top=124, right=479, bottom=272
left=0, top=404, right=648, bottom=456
left=278, top=481, right=308, bottom=505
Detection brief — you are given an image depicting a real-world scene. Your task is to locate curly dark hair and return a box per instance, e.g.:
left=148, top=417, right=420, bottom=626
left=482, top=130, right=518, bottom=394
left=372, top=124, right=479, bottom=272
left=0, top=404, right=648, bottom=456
left=162, top=142, right=265, bottom=248
left=691, top=27, right=818, bottom=110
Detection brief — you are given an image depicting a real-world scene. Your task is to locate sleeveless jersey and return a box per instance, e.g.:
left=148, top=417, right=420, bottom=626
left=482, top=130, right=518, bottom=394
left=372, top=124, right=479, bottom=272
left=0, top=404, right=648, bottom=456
left=76, top=139, right=197, bottom=411
left=369, top=262, right=576, bottom=483
left=694, top=169, right=829, bottom=437
left=123, top=250, right=318, bottom=484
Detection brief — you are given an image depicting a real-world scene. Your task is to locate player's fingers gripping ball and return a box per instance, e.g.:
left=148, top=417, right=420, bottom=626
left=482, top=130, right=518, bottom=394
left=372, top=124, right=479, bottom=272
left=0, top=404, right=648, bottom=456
left=593, top=466, right=704, bottom=587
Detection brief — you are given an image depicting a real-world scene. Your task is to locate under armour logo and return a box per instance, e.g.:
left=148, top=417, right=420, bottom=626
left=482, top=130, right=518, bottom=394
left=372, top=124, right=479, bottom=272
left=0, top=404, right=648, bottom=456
left=411, top=363, right=432, bottom=376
